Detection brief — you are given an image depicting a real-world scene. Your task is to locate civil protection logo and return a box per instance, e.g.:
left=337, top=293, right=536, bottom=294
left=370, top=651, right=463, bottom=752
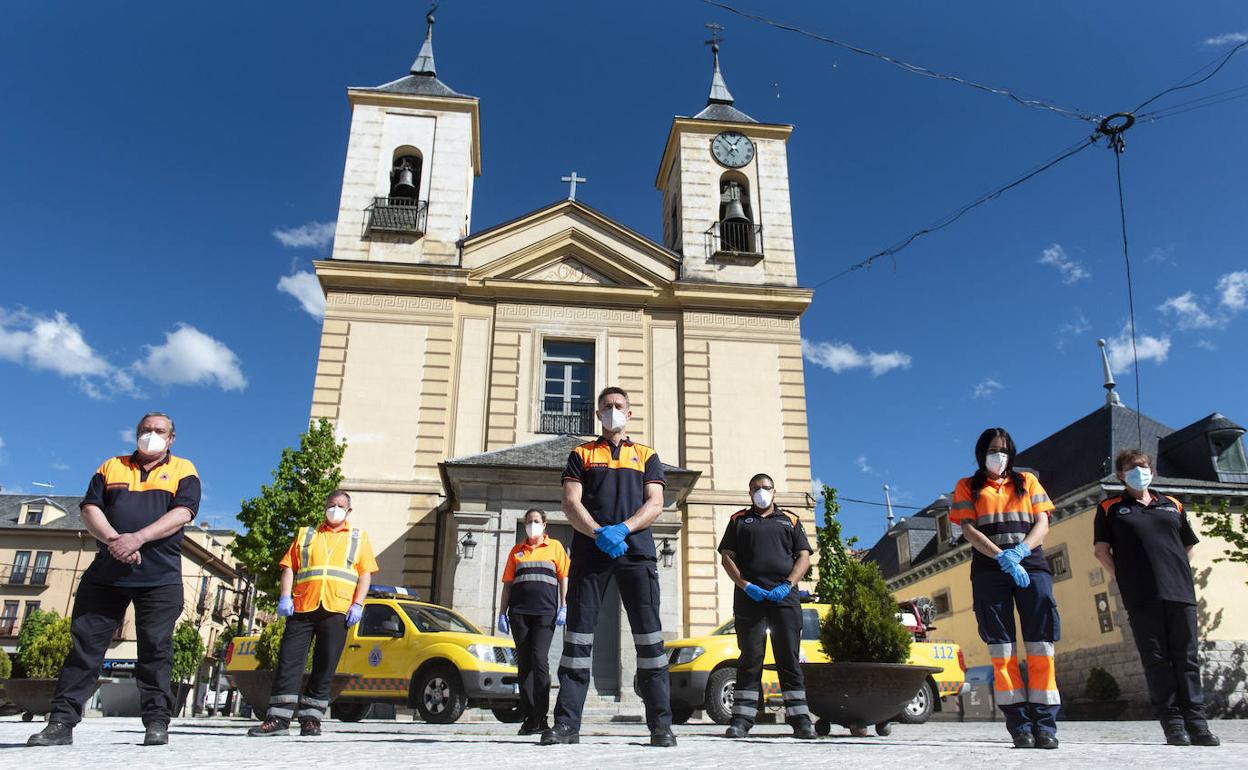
left=368, top=645, right=383, bottom=667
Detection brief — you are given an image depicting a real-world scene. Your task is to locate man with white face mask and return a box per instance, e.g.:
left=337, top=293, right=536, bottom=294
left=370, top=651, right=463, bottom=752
left=30, top=412, right=200, bottom=748
left=248, top=490, right=378, bottom=738
left=718, top=473, right=814, bottom=739
left=1094, top=450, right=1218, bottom=747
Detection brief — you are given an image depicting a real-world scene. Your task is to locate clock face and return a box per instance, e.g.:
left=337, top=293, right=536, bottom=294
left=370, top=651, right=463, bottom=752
left=711, top=131, right=755, bottom=168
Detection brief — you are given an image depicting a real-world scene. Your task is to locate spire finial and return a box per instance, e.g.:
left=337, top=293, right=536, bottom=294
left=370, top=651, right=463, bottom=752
left=704, top=23, right=734, bottom=105
left=1098, top=338, right=1122, bottom=406
left=410, top=4, right=438, bottom=76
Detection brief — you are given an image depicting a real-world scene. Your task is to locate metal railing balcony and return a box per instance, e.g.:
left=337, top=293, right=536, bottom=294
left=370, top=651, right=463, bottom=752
left=706, top=220, right=764, bottom=258
left=29, top=570, right=47, bottom=586
left=538, top=398, right=594, bottom=436
left=365, top=197, right=428, bottom=236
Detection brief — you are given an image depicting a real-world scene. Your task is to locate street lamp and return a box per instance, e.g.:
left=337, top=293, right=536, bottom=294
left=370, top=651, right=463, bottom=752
left=659, top=538, right=676, bottom=569
left=459, top=531, right=478, bottom=560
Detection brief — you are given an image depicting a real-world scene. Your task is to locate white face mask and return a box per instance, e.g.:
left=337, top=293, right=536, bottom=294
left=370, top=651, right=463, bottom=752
left=600, top=406, right=628, bottom=432
left=137, top=431, right=168, bottom=454
left=526, top=521, right=545, bottom=539
left=985, top=452, right=1009, bottom=476
left=1124, top=466, right=1152, bottom=491
left=751, top=488, right=774, bottom=509
left=325, top=505, right=348, bottom=525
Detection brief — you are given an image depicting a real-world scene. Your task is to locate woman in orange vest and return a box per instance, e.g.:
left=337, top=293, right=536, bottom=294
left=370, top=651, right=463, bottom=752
left=498, top=508, right=569, bottom=736
left=947, top=428, right=1061, bottom=750
left=248, top=490, right=378, bottom=737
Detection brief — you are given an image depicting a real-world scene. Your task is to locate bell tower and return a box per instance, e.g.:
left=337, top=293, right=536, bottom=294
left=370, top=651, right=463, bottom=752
left=655, top=34, right=798, bottom=287
left=330, top=9, right=481, bottom=266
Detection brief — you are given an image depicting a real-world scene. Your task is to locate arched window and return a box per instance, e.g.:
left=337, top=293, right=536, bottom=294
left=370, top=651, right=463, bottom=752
left=718, top=172, right=756, bottom=253
left=389, top=148, right=423, bottom=202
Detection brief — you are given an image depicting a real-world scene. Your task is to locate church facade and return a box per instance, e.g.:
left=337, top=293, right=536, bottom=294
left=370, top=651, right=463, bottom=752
left=306, top=15, right=816, bottom=690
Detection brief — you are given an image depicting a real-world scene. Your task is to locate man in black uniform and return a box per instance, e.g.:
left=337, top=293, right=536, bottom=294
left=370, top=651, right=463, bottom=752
left=1093, top=448, right=1219, bottom=747
left=542, top=386, right=675, bottom=747
left=718, top=472, right=814, bottom=739
left=28, top=412, right=200, bottom=748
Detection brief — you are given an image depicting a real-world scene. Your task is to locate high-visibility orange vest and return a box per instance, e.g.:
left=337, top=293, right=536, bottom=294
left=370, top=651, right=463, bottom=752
left=281, top=525, right=376, bottom=614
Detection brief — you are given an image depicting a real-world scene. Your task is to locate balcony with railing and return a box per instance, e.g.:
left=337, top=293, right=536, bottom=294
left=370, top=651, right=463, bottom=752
left=0, top=619, right=17, bottom=638
left=705, top=220, right=764, bottom=262
left=365, top=197, right=428, bottom=237
left=29, top=569, right=48, bottom=586
left=538, top=398, right=594, bottom=436
left=7, top=568, right=27, bottom=585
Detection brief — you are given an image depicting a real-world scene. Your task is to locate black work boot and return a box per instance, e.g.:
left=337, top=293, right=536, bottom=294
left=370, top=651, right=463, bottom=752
left=1011, top=731, right=1036, bottom=749
left=1164, top=724, right=1191, bottom=746
left=27, top=722, right=73, bottom=746
left=518, top=719, right=549, bottom=736
left=792, top=718, right=817, bottom=740
left=1187, top=724, right=1220, bottom=747
left=724, top=719, right=750, bottom=739
left=247, top=718, right=290, bottom=737
left=1034, top=732, right=1059, bottom=749
left=143, top=722, right=169, bottom=745
left=539, top=722, right=579, bottom=745
left=650, top=726, right=677, bottom=747
left=299, top=718, right=322, bottom=737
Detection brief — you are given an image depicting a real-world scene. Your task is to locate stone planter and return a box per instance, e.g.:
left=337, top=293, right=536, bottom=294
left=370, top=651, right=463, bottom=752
left=226, top=670, right=355, bottom=718
left=1061, top=698, right=1129, bottom=721
left=798, top=662, right=942, bottom=735
left=5, top=677, right=104, bottom=719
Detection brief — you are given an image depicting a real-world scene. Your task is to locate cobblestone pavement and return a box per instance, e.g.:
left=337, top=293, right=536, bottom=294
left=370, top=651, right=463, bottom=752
left=2, top=716, right=1245, bottom=768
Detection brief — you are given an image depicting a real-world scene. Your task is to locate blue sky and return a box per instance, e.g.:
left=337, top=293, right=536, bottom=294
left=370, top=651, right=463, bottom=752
left=1, top=1, right=1246, bottom=545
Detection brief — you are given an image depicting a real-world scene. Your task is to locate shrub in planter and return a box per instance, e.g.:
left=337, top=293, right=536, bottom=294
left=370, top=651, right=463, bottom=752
left=1085, top=666, right=1121, bottom=702
left=0, top=649, right=12, bottom=680
left=820, top=559, right=912, bottom=664
left=16, top=610, right=72, bottom=679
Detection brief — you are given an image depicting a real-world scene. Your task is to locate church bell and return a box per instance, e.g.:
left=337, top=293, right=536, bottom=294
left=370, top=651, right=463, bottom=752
left=390, top=158, right=419, bottom=200
left=721, top=181, right=749, bottom=225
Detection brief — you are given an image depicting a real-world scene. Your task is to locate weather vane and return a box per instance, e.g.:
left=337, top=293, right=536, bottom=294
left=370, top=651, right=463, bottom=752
left=704, top=22, right=724, bottom=48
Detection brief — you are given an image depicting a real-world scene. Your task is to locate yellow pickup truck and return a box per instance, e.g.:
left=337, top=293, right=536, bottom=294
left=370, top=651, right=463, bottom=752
left=225, top=588, right=519, bottom=723
left=666, top=601, right=966, bottom=725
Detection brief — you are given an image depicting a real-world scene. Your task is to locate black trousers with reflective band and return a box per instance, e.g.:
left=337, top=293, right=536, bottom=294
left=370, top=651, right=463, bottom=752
left=510, top=613, right=556, bottom=723
left=1127, top=599, right=1207, bottom=728
left=267, top=607, right=348, bottom=722
left=50, top=579, right=183, bottom=727
left=554, top=557, right=671, bottom=731
left=732, top=602, right=808, bottom=726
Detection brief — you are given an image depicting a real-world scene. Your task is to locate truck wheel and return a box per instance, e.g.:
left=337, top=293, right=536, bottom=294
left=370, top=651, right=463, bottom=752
left=815, top=718, right=831, bottom=736
left=875, top=721, right=892, bottom=736
left=413, top=664, right=467, bottom=724
left=896, top=680, right=935, bottom=725
left=330, top=702, right=372, bottom=722
left=671, top=701, right=694, bottom=725
left=491, top=705, right=525, bottom=723
left=704, top=668, right=737, bottom=725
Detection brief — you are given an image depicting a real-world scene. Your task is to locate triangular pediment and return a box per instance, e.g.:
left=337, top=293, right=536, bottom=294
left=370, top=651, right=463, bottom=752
left=462, top=200, right=680, bottom=290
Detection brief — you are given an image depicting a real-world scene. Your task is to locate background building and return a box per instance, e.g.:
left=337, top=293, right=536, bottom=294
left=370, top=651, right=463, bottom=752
left=862, top=347, right=1248, bottom=717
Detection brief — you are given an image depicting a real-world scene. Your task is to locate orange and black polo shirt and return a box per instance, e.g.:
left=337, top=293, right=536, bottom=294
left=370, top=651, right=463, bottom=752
left=502, top=536, right=570, bottom=616
left=80, top=452, right=200, bottom=586
left=949, top=471, right=1054, bottom=575
left=1093, top=493, right=1198, bottom=609
left=562, top=437, right=665, bottom=563
left=718, top=507, right=812, bottom=613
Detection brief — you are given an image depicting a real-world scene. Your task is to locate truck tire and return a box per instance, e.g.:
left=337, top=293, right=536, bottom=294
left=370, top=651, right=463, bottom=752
left=704, top=667, right=737, bottom=725
left=413, top=664, right=467, bottom=724
left=331, top=702, right=372, bottom=722
left=896, top=679, right=935, bottom=724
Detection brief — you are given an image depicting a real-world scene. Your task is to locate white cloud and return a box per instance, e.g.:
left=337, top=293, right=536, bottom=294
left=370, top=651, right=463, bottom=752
left=277, top=271, right=326, bottom=320
left=811, top=477, right=825, bottom=500
left=1159, top=291, right=1218, bottom=329
left=802, top=338, right=912, bottom=376
left=855, top=456, right=872, bottom=474
left=1056, top=311, right=1092, bottom=351
left=973, top=378, right=1003, bottom=399
left=0, top=308, right=112, bottom=377
left=0, top=436, right=4, bottom=450
left=1203, top=32, right=1248, bottom=47
left=120, top=428, right=134, bottom=443
left=1105, top=325, right=1171, bottom=374
left=1217, top=271, right=1248, bottom=311
left=1146, top=244, right=1177, bottom=265
left=133, top=325, right=247, bottom=391
left=1037, top=244, right=1090, bottom=285
left=273, top=221, right=336, bottom=249
left=51, top=461, right=69, bottom=471
left=1197, top=339, right=1218, bottom=351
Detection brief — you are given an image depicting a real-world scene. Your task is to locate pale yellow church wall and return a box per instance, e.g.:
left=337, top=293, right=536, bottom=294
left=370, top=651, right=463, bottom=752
left=707, top=338, right=785, bottom=492
left=1045, top=509, right=1126, bottom=653
left=347, top=490, right=413, bottom=581
left=1187, top=509, right=1248, bottom=641
left=753, top=135, right=797, bottom=285
left=332, top=103, right=383, bottom=262
left=649, top=321, right=680, bottom=463
left=335, top=320, right=428, bottom=480
left=450, top=314, right=491, bottom=458
left=422, top=108, right=475, bottom=261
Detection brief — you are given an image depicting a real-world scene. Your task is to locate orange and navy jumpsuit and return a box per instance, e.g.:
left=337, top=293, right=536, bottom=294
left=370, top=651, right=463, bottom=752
left=950, top=472, right=1061, bottom=737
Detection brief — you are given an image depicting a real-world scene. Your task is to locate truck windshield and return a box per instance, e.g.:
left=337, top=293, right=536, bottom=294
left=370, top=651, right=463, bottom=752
left=401, top=604, right=480, bottom=634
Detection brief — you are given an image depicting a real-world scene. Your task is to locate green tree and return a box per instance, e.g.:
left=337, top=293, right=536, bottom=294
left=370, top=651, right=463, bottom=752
left=172, top=620, right=205, bottom=684
left=230, top=418, right=347, bottom=604
left=16, top=610, right=72, bottom=679
left=820, top=559, right=913, bottom=664
left=0, top=648, right=11, bottom=680
left=811, top=485, right=858, bottom=604
left=1201, top=498, right=1248, bottom=586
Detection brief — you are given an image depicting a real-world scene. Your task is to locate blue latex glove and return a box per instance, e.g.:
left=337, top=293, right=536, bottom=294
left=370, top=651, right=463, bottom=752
left=497, top=612, right=510, bottom=635
left=345, top=602, right=363, bottom=627
left=767, top=583, right=792, bottom=602
left=605, top=540, right=629, bottom=559
left=277, top=595, right=295, bottom=617
left=1000, top=559, right=1031, bottom=588
left=594, top=523, right=631, bottom=555
left=743, top=583, right=769, bottom=602
left=555, top=606, right=567, bottom=626
left=997, top=542, right=1033, bottom=566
